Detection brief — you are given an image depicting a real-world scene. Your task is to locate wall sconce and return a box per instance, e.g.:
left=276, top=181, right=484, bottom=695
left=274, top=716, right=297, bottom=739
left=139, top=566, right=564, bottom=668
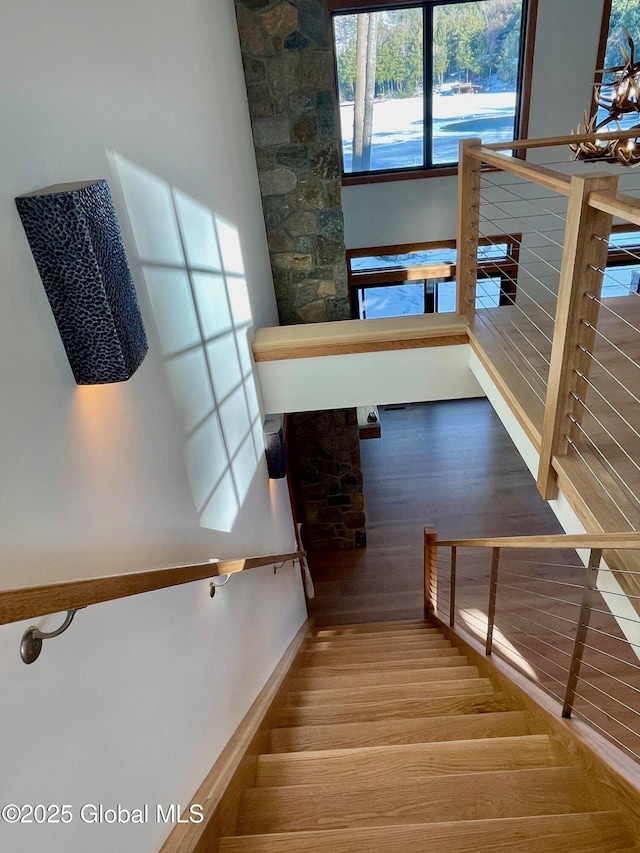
left=263, top=416, right=286, bottom=479
left=15, top=179, right=148, bottom=384
left=571, top=28, right=640, bottom=166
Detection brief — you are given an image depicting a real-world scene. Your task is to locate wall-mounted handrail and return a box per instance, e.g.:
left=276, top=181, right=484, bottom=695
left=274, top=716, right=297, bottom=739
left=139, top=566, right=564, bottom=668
left=0, top=551, right=306, bottom=627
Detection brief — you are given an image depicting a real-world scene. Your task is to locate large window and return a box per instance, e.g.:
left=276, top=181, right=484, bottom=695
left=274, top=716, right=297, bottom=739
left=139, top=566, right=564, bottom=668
left=347, top=237, right=519, bottom=318
left=594, top=0, right=640, bottom=132
left=332, top=0, right=533, bottom=178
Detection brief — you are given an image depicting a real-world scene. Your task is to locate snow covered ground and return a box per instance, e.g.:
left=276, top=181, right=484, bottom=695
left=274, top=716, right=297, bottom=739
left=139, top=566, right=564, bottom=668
left=340, top=92, right=517, bottom=171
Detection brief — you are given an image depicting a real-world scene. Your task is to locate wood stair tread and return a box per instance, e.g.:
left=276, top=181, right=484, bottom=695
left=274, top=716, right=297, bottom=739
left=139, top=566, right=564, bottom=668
left=270, top=710, right=531, bottom=752
left=312, top=627, right=441, bottom=640
left=285, top=678, right=495, bottom=707
left=291, top=664, right=480, bottom=691
left=294, top=654, right=467, bottom=677
left=313, top=619, right=432, bottom=633
left=307, top=635, right=449, bottom=649
left=276, top=689, right=516, bottom=726
left=221, top=811, right=635, bottom=852
left=237, top=766, right=598, bottom=834
left=300, top=646, right=458, bottom=666
left=256, top=735, right=562, bottom=786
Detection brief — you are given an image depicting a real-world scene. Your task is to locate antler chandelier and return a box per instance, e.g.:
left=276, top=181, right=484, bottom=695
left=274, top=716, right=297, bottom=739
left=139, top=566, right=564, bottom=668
left=571, top=28, right=640, bottom=166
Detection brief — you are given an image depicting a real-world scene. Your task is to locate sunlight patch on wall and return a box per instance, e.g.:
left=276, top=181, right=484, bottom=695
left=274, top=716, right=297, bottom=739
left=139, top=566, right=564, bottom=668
left=111, top=154, right=263, bottom=532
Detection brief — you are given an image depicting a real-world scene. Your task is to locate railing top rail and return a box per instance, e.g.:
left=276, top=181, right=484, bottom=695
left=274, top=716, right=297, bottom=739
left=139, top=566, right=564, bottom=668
left=482, top=127, right=640, bottom=153
left=589, top=189, right=640, bottom=228
left=0, top=551, right=306, bottom=627
left=466, top=146, right=571, bottom=196
left=435, top=533, right=640, bottom=550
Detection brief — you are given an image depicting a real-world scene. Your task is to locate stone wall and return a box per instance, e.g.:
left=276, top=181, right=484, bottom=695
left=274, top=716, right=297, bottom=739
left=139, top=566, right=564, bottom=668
left=235, top=0, right=350, bottom=324
left=290, top=409, right=366, bottom=549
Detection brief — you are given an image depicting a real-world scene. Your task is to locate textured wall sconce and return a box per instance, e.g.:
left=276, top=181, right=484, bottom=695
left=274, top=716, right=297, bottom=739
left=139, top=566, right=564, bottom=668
left=16, top=179, right=148, bottom=384
left=263, top=416, right=286, bottom=479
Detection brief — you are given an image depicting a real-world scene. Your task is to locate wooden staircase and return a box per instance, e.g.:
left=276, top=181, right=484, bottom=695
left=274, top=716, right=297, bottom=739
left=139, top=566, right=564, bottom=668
left=219, top=618, right=640, bottom=852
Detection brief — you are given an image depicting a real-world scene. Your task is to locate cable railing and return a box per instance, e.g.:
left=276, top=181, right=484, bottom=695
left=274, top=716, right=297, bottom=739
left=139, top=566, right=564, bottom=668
left=458, top=134, right=640, bottom=521
left=424, top=529, right=640, bottom=763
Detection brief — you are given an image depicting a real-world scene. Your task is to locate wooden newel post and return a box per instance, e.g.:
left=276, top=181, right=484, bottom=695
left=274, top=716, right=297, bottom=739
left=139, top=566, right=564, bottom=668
left=536, top=173, right=618, bottom=500
left=456, top=138, right=482, bottom=317
left=424, top=529, right=438, bottom=618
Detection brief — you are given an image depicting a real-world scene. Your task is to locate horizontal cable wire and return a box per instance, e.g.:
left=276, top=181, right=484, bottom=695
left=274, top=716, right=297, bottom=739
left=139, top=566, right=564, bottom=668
left=564, top=430, right=640, bottom=516
left=477, top=216, right=562, bottom=302
left=499, top=567, right=584, bottom=588
left=574, top=674, right=640, bottom=718
left=578, top=345, right=640, bottom=408
left=588, top=624, right=640, bottom=650
left=578, top=657, right=640, bottom=693
left=571, top=392, right=640, bottom=480
left=581, top=642, right=640, bottom=672
left=571, top=702, right=640, bottom=760
left=479, top=175, right=569, bottom=224
left=587, top=291, right=640, bottom=327
left=564, top=436, right=638, bottom=527
left=495, top=599, right=578, bottom=633
left=574, top=370, right=640, bottom=446
left=496, top=580, right=581, bottom=608
left=566, top=417, right=640, bottom=507
left=479, top=198, right=566, bottom=262
left=494, top=606, right=577, bottom=644
left=583, top=321, right=640, bottom=372
left=481, top=310, right=550, bottom=390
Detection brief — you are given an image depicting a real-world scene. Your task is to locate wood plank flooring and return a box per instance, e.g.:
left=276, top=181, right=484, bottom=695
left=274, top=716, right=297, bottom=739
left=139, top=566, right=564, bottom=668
left=308, top=399, right=564, bottom=626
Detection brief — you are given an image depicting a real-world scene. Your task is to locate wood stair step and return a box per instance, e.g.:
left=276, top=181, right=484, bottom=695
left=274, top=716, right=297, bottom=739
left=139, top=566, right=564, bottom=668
left=270, top=709, right=531, bottom=752
left=301, top=646, right=456, bottom=666
left=313, top=619, right=431, bottom=634
left=311, top=608, right=424, bottom=626
left=256, top=735, right=561, bottom=787
left=306, top=636, right=451, bottom=652
left=294, top=655, right=467, bottom=679
left=237, top=766, right=597, bottom=834
left=285, top=678, right=495, bottom=707
left=221, top=811, right=635, bottom=853
left=291, top=664, right=480, bottom=691
left=276, top=689, right=515, bottom=726
left=313, top=627, right=441, bottom=640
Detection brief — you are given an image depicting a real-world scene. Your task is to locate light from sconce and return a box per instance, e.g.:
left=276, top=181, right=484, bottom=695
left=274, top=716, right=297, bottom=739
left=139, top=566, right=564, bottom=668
left=263, top=416, right=286, bottom=479
left=15, top=179, right=148, bottom=384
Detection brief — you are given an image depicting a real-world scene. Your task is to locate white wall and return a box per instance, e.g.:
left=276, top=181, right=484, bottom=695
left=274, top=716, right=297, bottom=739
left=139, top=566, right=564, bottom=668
left=341, top=0, right=606, bottom=250
left=258, top=344, right=483, bottom=413
left=0, top=2, right=307, bottom=851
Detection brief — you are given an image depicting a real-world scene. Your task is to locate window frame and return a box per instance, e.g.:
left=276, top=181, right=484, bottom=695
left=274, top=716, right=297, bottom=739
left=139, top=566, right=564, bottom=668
left=330, top=0, right=538, bottom=185
left=346, top=235, right=520, bottom=318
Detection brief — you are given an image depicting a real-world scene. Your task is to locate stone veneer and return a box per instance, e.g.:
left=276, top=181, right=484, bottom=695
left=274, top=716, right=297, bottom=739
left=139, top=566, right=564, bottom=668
left=234, top=0, right=350, bottom=324
left=290, top=409, right=366, bottom=549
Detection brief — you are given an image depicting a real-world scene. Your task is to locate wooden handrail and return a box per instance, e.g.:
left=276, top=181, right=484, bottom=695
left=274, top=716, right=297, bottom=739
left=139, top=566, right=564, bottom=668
left=466, top=146, right=571, bottom=196
left=0, top=551, right=306, bottom=627
left=436, top=533, right=640, bottom=550
left=482, top=127, right=640, bottom=152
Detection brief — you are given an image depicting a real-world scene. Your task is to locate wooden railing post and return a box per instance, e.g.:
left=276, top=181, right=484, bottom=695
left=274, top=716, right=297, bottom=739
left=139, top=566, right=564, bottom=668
left=486, top=547, right=500, bottom=655
left=537, top=173, right=618, bottom=499
left=456, top=138, right=482, bottom=317
left=562, top=548, right=602, bottom=717
left=424, top=529, right=438, bottom=617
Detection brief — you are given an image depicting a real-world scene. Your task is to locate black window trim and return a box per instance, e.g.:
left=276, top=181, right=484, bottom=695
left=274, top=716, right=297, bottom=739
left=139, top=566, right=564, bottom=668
left=331, top=0, right=538, bottom=183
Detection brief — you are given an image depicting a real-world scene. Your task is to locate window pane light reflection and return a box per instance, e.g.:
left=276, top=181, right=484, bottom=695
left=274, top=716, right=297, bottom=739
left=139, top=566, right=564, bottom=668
left=112, top=154, right=263, bottom=533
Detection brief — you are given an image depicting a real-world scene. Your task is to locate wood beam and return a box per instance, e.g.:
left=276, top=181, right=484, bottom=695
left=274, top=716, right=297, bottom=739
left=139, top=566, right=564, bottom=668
left=456, top=138, right=482, bottom=316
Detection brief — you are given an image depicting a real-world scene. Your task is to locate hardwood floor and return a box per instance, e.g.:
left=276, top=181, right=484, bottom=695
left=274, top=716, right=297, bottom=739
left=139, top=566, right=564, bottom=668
left=308, top=398, right=563, bottom=627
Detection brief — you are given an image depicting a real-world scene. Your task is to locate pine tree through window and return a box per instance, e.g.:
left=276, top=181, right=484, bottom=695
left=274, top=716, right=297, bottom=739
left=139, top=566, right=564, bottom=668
left=332, top=0, right=532, bottom=177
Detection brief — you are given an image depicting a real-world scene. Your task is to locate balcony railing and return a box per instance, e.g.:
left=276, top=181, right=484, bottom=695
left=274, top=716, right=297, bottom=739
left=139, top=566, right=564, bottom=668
left=425, top=529, right=640, bottom=763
